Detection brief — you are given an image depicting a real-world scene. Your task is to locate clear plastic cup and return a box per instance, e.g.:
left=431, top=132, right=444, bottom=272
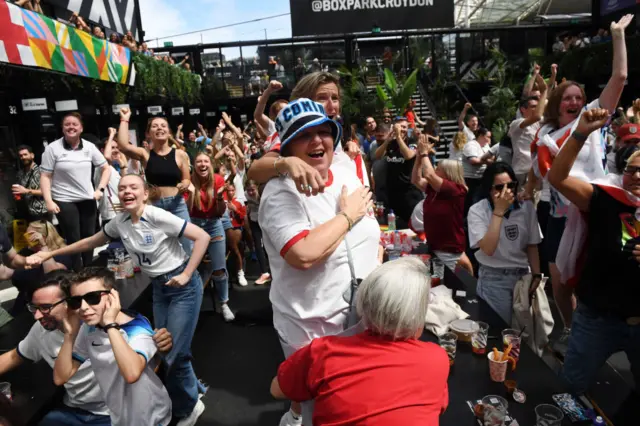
left=487, top=351, right=508, bottom=382
left=502, top=328, right=522, bottom=361
left=0, top=382, right=12, bottom=401
left=481, top=395, right=508, bottom=426
left=472, top=321, right=489, bottom=355
left=535, top=403, right=564, bottom=426
left=438, top=332, right=458, bottom=366
left=431, top=258, right=444, bottom=286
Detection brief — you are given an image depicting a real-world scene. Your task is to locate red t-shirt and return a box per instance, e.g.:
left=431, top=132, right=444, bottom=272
left=222, top=194, right=246, bottom=228
left=423, top=179, right=467, bottom=253
left=277, top=331, right=450, bottom=426
left=405, top=110, right=416, bottom=129
left=189, top=174, right=225, bottom=219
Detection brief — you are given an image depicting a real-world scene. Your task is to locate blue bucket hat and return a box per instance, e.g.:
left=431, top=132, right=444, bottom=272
left=274, top=98, right=342, bottom=151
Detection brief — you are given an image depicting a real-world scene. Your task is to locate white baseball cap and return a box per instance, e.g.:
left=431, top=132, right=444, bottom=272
left=274, top=98, right=342, bottom=151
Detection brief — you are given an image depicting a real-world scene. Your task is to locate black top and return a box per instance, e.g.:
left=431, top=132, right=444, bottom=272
left=145, top=148, right=182, bottom=187
left=0, top=226, right=12, bottom=255
left=577, top=185, right=640, bottom=317
left=385, top=138, right=417, bottom=189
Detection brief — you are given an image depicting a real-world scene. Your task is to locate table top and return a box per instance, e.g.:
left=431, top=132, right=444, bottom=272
left=0, top=272, right=151, bottom=425
left=422, top=266, right=574, bottom=426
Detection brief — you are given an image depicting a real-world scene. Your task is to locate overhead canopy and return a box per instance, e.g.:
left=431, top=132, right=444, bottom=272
left=454, top=0, right=592, bottom=27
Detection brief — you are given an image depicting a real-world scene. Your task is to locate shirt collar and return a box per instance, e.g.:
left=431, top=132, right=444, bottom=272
left=62, top=138, right=83, bottom=151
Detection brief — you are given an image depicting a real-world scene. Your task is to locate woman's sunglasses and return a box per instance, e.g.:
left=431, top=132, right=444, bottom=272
left=67, top=290, right=111, bottom=310
left=493, top=182, right=518, bottom=191
left=623, top=166, right=640, bottom=176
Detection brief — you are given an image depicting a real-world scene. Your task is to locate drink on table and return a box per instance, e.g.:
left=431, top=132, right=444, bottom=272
left=438, top=332, right=457, bottom=366
left=387, top=209, right=396, bottom=231
left=471, top=321, right=489, bottom=355
left=431, top=257, right=444, bottom=286
left=502, top=329, right=521, bottom=361
left=480, top=395, right=508, bottom=426
left=535, top=403, right=564, bottom=426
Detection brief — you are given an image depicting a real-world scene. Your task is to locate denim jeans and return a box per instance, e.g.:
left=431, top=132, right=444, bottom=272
left=38, top=406, right=111, bottom=425
left=477, top=265, right=529, bottom=325
left=153, top=194, right=192, bottom=256
left=151, top=262, right=203, bottom=419
left=191, top=217, right=229, bottom=303
left=562, top=303, right=640, bottom=394
left=221, top=210, right=232, bottom=231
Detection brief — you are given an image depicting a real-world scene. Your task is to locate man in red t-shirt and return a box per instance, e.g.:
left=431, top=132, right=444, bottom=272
left=270, top=257, right=449, bottom=426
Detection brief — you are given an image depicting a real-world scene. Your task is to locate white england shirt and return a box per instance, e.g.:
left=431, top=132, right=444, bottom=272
left=259, top=162, right=381, bottom=349
left=103, top=205, right=188, bottom=277
left=462, top=140, right=490, bottom=179
left=468, top=199, right=542, bottom=269
left=17, top=322, right=108, bottom=415
left=508, top=118, right=540, bottom=176
left=72, top=313, right=171, bottom=426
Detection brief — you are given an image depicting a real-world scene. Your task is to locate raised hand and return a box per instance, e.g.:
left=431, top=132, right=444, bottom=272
left=493, top=185, right=515, bottom=216
left=464, top=102, right=472, bottom=110
left=611, top=14, right=634, bottom=37
left=100, top=289, right=121, bottom=326
left=576, top=108, right=610, bottom=136
left=268, top=80, right=283, bottom=92
left=119, top=107, right=132, bottom=122
left=108, top=127, right=117, bottom=138
left=62, top=307, right=82, bottom=336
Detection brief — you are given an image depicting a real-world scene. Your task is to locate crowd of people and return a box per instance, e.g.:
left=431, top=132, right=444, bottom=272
left=0, top=11, right=638, bottom=426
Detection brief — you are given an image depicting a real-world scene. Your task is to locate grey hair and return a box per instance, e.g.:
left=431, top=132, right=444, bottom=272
left=356, top=257, right=431, bottom=340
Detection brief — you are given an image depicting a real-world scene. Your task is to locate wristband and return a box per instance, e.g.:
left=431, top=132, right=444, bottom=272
left=99, top=187, right=105, bottom=193
left=101, top=323, right=121, bottom=331
left=120, top=119, right=129, bottom=123
left=338, top=212, right=353, bottom=231
left=532, top=273, right=543, bottom=279
left=274, top=156, right=288, bottom=177
left=571, top=130, right=588, bottom=143
left=492, top=212, right=504, bottom=218
left=420, top=153, right=430, bottom=158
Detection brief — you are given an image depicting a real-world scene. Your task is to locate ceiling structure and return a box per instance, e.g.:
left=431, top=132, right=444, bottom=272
left=453, top=0, right=592, bottom=27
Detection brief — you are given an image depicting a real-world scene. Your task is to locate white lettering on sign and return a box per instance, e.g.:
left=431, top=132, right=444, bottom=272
left=313, top=0, right=431, bottom=12
left=9, top=106, right=17, bottom=115
left=21, top=98, right=47, bottom=111
left=55, top=100, right=78, bottom=112
left=205, top=111, right=216, bottom=117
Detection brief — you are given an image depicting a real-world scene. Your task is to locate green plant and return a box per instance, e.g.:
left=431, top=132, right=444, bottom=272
left=338, top=66, right=383, bottom=124
left=376, top=68, right=418, bottom=114
left=480, top=48, right=518, bottom=142
left=131, top=53, right=200, bottom=104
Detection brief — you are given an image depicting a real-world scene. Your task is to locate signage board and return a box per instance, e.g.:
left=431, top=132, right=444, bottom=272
left=189, top=108, right=201, bottom=115
left=112, top=104, right=130, bottom=114
left=172, top=107, right=185, bottom=116
left=147, top=106, right=163, bottom=115
left=289, top=0, right=454, bottom=36
left=22, top=98, right=48, bottom=111
left=55, top=100, right=78, bottom=112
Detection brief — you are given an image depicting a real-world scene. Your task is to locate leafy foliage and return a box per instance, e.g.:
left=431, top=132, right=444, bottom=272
left=376, top=68, right=418, bottom=114
left=480, top=48, right=517, bottom=142
left=131, top=53, right=201, bottom=105
left=338, top=66, right=383, bottom=124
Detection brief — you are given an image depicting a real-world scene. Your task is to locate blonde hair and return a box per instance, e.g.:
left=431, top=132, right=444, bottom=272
left=190, top=152, right=215, bottom=213
left=452, top=131, right=467, bottom=151
left=27, top=221, right=66, bottom=251
left=437, top=159, right=467, bottom=189
left=627, top=150, right=640, bottom=165
left=291, top=72, right=341, bottom=102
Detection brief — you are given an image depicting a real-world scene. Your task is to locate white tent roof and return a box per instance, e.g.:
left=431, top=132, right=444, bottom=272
left=454, top=0, right=592, bottom=27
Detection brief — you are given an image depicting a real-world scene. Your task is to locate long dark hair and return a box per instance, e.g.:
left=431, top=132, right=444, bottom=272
left=479, top=162, right=520, bottom=210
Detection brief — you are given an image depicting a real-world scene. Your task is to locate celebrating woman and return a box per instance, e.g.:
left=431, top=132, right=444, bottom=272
left=247, top=72, right=361, bottom=195
left=468, top=162, right=543, bottom=324
left=40, top=112, right=111, bottom=271
left=448, top=131, right=467, bottom=162
left=26, top=174, right=210, bottom=426
left=116, top=108, right=193, bottom=255
left=412, top=137, right=472, bottom=274
left=188, top=152, right=235, bottom=322
left=259, top=98, right=381, bottom=426
left=531, top=14, right=633, bottom=347
left=548, top=108, right=640, bottom=394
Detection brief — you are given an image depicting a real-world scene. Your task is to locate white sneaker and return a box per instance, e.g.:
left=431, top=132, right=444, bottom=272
left=221, top=303, right=235, bottom=322
left=255, top=272, right=272, bottom=285
left=177, top=399, right=205, bottom=426
left=237, top=270, right=248, bottom=286
left=279, top=409, right=302, bottom=426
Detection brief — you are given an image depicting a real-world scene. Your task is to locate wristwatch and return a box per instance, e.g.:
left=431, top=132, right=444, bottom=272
left=99, top=187, right=105, bottom=193
left=102, top=323, right=121, bottom=331
left=532, top=273, right=543, bottom=280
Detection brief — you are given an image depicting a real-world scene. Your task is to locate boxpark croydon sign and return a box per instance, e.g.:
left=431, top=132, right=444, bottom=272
left=289, top=0, right=454, bottom=37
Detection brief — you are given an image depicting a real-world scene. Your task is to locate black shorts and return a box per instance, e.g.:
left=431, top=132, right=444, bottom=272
left=546, top=216, right=567, bottom=263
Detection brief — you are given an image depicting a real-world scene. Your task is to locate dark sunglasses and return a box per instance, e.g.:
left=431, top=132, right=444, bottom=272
left=67, top=290, right=111, bottom=310
left=26, top=298, right=66, bottom=314
left=493, top=182, right=518, bottom=191
left=623, top=165, right=640, bottom=176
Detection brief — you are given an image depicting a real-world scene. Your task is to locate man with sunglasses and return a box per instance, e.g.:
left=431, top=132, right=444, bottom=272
left=0, top=270, right=173, bottom=425
left=54, top=268, right=172, bottom=426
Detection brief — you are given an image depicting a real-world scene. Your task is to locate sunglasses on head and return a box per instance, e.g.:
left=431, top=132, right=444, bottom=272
left=492, top=182, right=518, bottom=191
left=67, top=290, right=111, bottom=310
left=624, top=165, right=640, bottom=176
left=26, top=298, right=66, bottom=314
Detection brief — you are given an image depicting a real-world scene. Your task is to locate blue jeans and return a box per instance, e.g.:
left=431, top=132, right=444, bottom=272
left=151, top=262, right=203, bottom=419
left=153, top=194, right=192, bottom=256
left=477, top=265, right=529, bottom=325
left=562, top=303, right=640, bottom=394
left=221, top=210, right=232, bottom=231
left=38, top=406, right=111, bottom=425
left=192, top=217, right=229, bottom=303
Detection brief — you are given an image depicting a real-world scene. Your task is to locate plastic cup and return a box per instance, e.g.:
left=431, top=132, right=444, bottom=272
left=0, top=382, right=11, bottom=401
left=488, top=351, right=508, bottom=382
left=438, top=332, right=458, bottom=366
left=472, top=321, right=489, bottom=355
left=535, top=404, right=564, bottom=426
left=481, top=395, right=508, bottom=426
left=502, top=329, right=522, bottom=361
left=431, top=258, right=444, bottom=286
